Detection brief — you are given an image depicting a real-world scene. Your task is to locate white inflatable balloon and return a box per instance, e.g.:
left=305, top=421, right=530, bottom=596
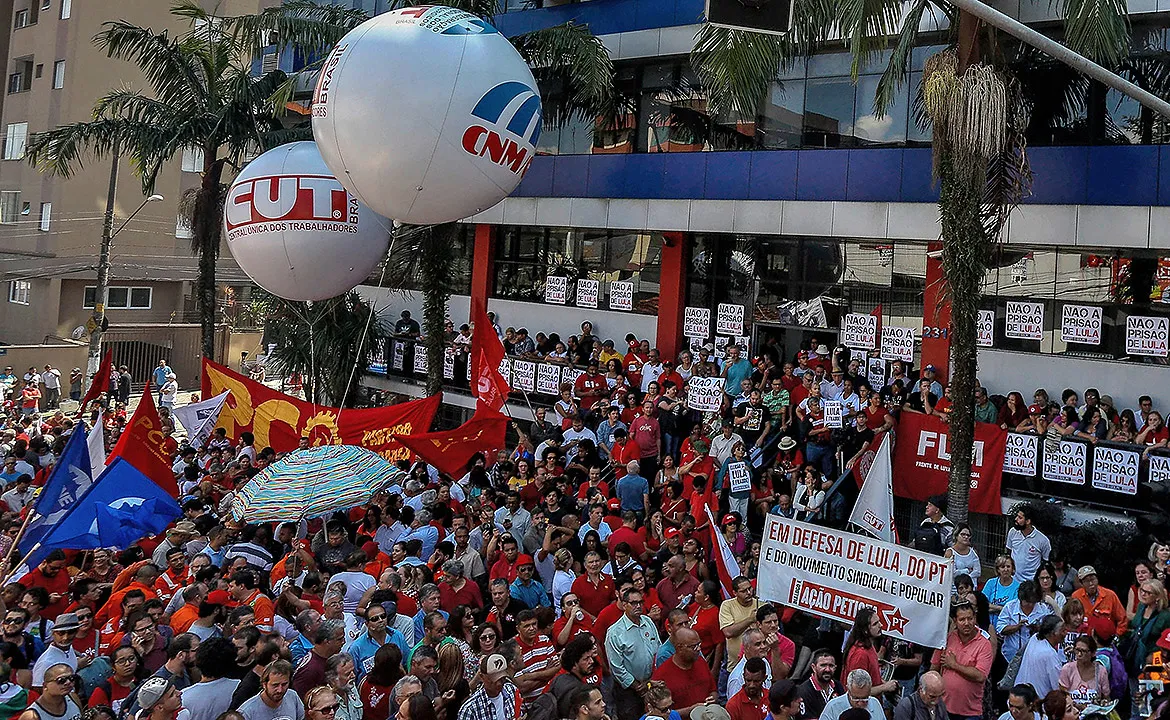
left=223, top=141, right=390, bottom=302
left=312, top=6, right=542, bottom=225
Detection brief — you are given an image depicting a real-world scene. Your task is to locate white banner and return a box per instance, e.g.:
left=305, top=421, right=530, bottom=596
left=561, top=366, right=584, bottom=387
left=977, top=310, right=995, bottom=347
left=512, top=359, right=536, bottom=392
left=1042, top=440, right=1087, bottom=485
left=823, top=400, right=843, bottom=429
left=714, top=336, right=730, bottom=355
left=735, top=336, right=751, bottom=355
left=867, top=357, right=886, bottom=389
left=609, top=281, right=634, bottom=311
left=684, top=307, right=711, bottom=338
left=849, top=434, right=896, bottom=543
left=536, top=363, right=561, bottom=395
left=443, top=348, right=455, bottom=380
left=716, top=303, right=745, bottom=336
left=842, top=313, right=878, bottom=350
left=1126, top=315, right=1170, bottom=357
left=576, top=279, right=599, bottom=309
left=1091, top=445, right=1139, bottom=495
left=392, top=341, right=405, bottom=371
left=413, top=345, right=428, bottom=375
left=1061, top=305, right=1102, bottom=345
left=173, top=391, right=229, bottom=450
left=1005, top=301, right=1044, bottom=341
left=689, top=337, right=705, bottom=354
left=1003, top=432, right=1038, bottom=476
left=545, top=276, right=568, bottom=305
left=758, top=516, right=952, bottom=648
left=728, top=461, right=751, bottom=493
left=687, top=376, right=724, bottom=412
left=1150, top=454, right=1170, bottom=485
left=880, top=326, right=915, bottom=362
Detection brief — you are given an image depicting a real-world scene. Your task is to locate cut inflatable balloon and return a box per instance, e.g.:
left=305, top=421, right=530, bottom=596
left=312, top=6, right=542, bottom=225
left=223, top=141, right=391, bottom=301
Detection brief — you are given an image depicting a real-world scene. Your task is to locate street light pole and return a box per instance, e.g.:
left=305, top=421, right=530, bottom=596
left=83, top=138, right=164, bottom=392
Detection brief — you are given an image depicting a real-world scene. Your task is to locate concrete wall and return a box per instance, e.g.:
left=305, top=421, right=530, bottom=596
left=977, top=347, right=1170, bottom=411
left=356, top=288, right=661, bottom=346
left=0, top=341, right=86, bottom=375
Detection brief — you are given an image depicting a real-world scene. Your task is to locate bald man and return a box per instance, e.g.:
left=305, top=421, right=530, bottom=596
left=651, top=627, right=715, bottom=716
left=893, top=671, right=948, bottom=720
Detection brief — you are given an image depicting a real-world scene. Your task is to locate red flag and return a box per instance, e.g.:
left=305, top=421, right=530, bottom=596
left=76, top=350, right=113, bottom=416
left=871, top=303, right=883, bottom=338
left=107, top=381, right=179, bottom=497
left=704, top=506, right=742, bottom=599
left=393, top=402, right=509, bottom=477
left=470, top=298, right=510, bottom=411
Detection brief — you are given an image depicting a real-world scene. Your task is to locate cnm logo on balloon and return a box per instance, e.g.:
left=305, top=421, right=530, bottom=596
left=225, top=175, right=359, bottom=232
left=462, top=81, right=542, bottom=177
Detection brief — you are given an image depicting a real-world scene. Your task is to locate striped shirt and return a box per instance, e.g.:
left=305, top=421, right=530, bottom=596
left=516, top=633, right=557, bottom=702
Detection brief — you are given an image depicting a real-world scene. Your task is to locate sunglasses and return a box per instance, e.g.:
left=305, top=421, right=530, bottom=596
left=312, top=704, right=339, bottom=715
left=52, top=675, right=77, bottom=686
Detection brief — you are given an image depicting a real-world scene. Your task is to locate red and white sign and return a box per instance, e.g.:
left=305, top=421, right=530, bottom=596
left=842, top=313, right=878, bottom=350
left=684, top=307, right=711, bottom=339
left=544, top=276, right=568, bottom=305
left=225, top=174, right=351, bottom=231
left=1003, top=432, right=1038, bottom=476
left=1091, top=445, right=1139, bottom=495
left=1042, top=440, right=1087, bottom=485
left=687, top=376, right=724, bottom=412
left=511, top=359, right=536, bottom=392
left=717, top=303, right=745, bottom=336
left=880, top=326, right=915, bottom=362
left=977, top=310, right=995, bottom=347
left=892, top=412, right=1006, bottom=515
left=576, top=279, right=599, bottom=309
left=536, top=364, right=560, bottom=395
left=1061, top=305, right=1102, bottom=345
left=1126, top=315, right=1169, bottom=357
left=609, top=281, right=634, bottom=311
left=758, top=516, right=952, bottom=649
left=1005, top=301, right=1044, bottom=341
left=561, top=366, right=584, bottom=387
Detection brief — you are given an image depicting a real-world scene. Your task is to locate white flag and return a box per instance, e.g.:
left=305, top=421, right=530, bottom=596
left=86, top=416, right=106, bottom=474
left=848, top=433, right=898, bottom=543
left=173, top=391, right=229, bottom=449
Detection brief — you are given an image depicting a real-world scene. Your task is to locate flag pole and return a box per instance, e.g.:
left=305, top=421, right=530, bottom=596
left=1, top=541, right=40, bottom=586
left=1, top=510, right=37, bottom=573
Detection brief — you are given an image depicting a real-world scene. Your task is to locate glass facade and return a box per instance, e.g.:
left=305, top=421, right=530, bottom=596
left=363, top=225, right=475, bottom=295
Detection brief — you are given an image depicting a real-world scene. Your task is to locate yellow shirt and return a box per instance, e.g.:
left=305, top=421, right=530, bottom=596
left=599, top=348, right=622, bottom=365
left=718, top=597, right=761, bottom=661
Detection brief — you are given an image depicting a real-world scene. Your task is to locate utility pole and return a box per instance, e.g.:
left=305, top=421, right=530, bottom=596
left=84, top=140, right=119, bottom=392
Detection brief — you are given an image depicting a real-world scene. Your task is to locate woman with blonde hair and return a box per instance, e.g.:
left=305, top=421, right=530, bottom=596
left=435, top=642, right=470, bottom=719
left=1128, top=578, right=1170, bottom=670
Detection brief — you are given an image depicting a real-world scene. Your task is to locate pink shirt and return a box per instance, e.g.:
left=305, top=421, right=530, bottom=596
left=932, top=631, right=994, bottom=717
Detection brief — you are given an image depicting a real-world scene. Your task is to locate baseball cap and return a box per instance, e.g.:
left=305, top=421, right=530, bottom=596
left=924, top=364, right=937, bottom=372
left=1090, top=615, right=1117, bottom=644
left=1077, top=565, right=1098, bottom=580
left=481, top=653, right=509, bottom=680
left=607, top=498, right=621, bottom=510
left=1027, top=404, right=1044, bottom=415
left=516, top=554, right=535, bottom=567
left=137, top=677, right=174, bottom=711
left=797, top=350, right=809, bottom=359
left=721, top=514, right=738, bottom=527
left=664, top=527, right=681, bottom=539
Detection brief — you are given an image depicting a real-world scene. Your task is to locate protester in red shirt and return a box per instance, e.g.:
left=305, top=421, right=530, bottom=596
left=690, top=580, right=723, bottom=670
left=606, top=512, right=647, bottom=559
left=651, top=627, right=715, bottom=715
left=571, top=552, right=616, bottom=620
left=438, top=559, right=484, bottom=611
left=19, top=551, right=71, bottom=620
left=573, top=362, right=609, bottom=414
left=488, top=534, right=522, bottom=583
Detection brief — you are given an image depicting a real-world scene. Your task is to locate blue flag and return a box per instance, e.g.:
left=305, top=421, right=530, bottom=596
left=19, top=426, right=95, bottom=568
left=35, top=458, right=182, bottom=553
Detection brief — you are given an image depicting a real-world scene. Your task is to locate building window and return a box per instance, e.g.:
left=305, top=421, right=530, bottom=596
left=83, top=285, right=152, bottom=309
left=175, top=214, right=192, bottom=239
left=59, top=0, right=69, bottom=19
left=0, top=191, right=20, bottom=223
left=7, top=59, right=32, bottom=94
left=51, top=60, right=63, bottom=89
left=38, top=201, right=50, bottom=231
left=181, top=146, right=204, bottom=173
left=8, top=280, right=29, bottom=305
left=13, top=9, right=29, bottom=29
left=4, top=123, right=27, bottom=160
left=40, top=0, right=49, bottom=10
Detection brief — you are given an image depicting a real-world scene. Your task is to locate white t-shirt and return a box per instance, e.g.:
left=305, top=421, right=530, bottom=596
left=1006, top=527, right=1051, bottom=583
left=42, top=370, right=60, bottom=391
left=32, top=644, right=77, bottom=688
left=330, top=571, right=377, bottom=614
left=951, top=547, right=982, bottom=586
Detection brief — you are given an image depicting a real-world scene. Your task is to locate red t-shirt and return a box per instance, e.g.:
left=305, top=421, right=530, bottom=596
left=490, top=556, right=521, bottom=584
left=516, top=633, right=557, bottom=701
left=1145, top=426, right=1170, bottom=445
left=629, top=415, right=660, bottom=458
left=551, top=613, right=595, bottom=649
left=593, top=603, right=624, bottom=663
left=690, top=604, right=722, bottom=656
left=651, top=656, right=715, bottom=709
left=780, top=374, right=802, bottom=392
left=727, top=688, right=770, bottom=720
left=359, top=678, right=394, bottom=720
left=576, top=481, right=610, bottom=501
left=439, top=579, right=484, bottom=611
left=88, top=678, right=133, bottom=711
left=790, top=385, right=810, bottom=408
left=571, top=574, right=615, bottom=618
left=20, top=568, right=70, bottom=619
left=574, top=374, right=608, bottom=402
left=607, top=526, right=647, bottom=558
left=843, top=643, right=882, bottom=688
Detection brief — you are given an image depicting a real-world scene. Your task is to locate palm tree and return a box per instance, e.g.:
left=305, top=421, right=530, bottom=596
left=692, top=0, right=1128, bottom=523
left=24, top=1, right=367, bottom=360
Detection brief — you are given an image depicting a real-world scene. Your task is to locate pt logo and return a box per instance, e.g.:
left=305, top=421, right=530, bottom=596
left=462, top=81, right=542, bottom=176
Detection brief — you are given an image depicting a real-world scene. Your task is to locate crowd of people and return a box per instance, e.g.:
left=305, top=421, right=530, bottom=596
left=0, top=320, right=1167, bottom=720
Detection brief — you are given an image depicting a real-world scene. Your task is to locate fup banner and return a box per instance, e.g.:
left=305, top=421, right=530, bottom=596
left=892, top=412, right=1006, bottom=514
left=202, top=359, right=440, bottom=462
left=758, top=515, right=952, bottom=648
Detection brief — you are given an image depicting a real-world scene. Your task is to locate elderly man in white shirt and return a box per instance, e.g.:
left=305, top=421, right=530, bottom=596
left=821, top=669, right=885, bottom=720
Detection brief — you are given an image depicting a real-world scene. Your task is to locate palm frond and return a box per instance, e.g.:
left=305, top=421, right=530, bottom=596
left=94, top=20, right=211, bottom=109
left=1060, top=0, right=1129, bottom=67
left=512, top=23, right=614, bottom=129
left=839, top=0, right=909, bottom=78
left=218, top=0, right=368, bottom=57
left=872, top=0, right=935, bottom=115
left=691, top=24, right=784, bottom=117
left=25, top=119, right=126, bottom=177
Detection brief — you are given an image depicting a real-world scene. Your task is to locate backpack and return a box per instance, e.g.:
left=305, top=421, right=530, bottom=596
left=910, top=523, right=945, bottom=556
left=1097, top=646, right=1129, bottom=704
left=527, top=691, right=559, bottom=720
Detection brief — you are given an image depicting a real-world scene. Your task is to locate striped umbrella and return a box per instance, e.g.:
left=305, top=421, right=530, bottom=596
left=230, top=445, right=406, bottom=523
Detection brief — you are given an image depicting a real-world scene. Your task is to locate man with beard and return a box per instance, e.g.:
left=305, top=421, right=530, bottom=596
left=798, top=649, right=844, bottom=720
left=1005, top=506, right=1050, bottom=584
left=239, top=660, right=305, bottom=720
left=549, top=634, right=605, bottom=718
left=229, top=627, right=262, bottom=680
left=727, top=658, right=770, bottom=720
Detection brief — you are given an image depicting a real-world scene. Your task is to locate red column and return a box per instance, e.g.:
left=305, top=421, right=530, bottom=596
left=655, top=232, right=686, bottom=359
left=470, top=224, right=496, bottom=321
left=920, top=241, right=952, bottom=382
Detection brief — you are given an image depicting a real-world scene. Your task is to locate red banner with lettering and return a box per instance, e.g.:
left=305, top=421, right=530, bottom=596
left=201, top=359, right=440, bottom=462
left=891, top=412, right=1006, bottom=514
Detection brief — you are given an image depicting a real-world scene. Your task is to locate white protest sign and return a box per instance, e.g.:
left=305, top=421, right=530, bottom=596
left=823, top=400, right=843, bottom=429
left=413, top=345, right=428, bottom=375
left=850, top=349, right=868, bottom=367
left=609, top=281, right=634, bottom=311
left=443, top=349, right=455, bottom=379
left=562, top=366, right=584, bottom=387
left=1061, top=305, right=1102, bottom=345
left=466, top=353, right=472, bottom=380
left=1127, top=315, right=1169, bottom=357
left=728, top=461, right=751, bottom=493
left=1005, top=301, right=1044, bottom=341
left=576, top=279, right=599, bottom=309
left=545, top=276, right=568, bottom=305
left=1091, top=445, right=1139, bottom=495
left=714, top=336, right=730, bottom=355
left=758, top=516, right=952, bottom=648
left=1003, top=432, right=1038, bottom=476
left=867, top=357, right=886, bottom=389
left=1042, top=440, right=1087, bottom=485
left=497, top=358, right=512, bottom=386
left=689, top=337, right=705, bottom=354
left=687, top=376, right=724, bottom=412
left=977, top=310, right=995, bottom=347
left=512, top=360, right=536, bottom=392
left=842, top=313, right=878, bottom=350
left=717, top=303, right=745, bottom=336
left=880, top=326, right=915, bottom=363
left=736, top=336, right=751, bottom=355
left=391, top=341, right=405, bottom=371
left=536, top=363, right=561, bottom=395
left=1150, top=454, right=1170, bottom=485
left=684, top=307, right=711, bottom=338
